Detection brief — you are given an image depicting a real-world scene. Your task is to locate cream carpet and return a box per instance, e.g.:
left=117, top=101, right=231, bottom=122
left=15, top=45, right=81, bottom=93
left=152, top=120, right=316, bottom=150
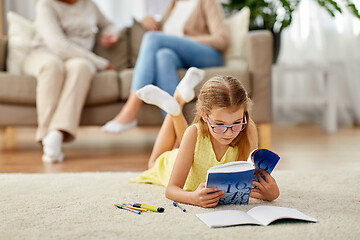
left=1, top=169, right=359, bottom=240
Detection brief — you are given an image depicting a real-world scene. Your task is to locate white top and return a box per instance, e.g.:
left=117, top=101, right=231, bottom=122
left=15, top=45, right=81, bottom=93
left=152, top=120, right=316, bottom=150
left=163, top=0, right=198, bottom=36
left=32, top=0, right=118, bottom=70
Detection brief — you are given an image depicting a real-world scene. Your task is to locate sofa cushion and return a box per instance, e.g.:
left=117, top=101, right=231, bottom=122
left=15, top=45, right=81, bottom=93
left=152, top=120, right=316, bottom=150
left=0, top=71, right=120, bottom=106
left=224, top=7, right=250, bottom=68
left=118, top=67, right=251, bottom=101
left=0, top=73, right=36, bottom=105
left=92, top=28, right=130, bottom=72
left=85, top=70, right=120, bottom=106
left=6, top=11, right=35, bottom=74
left=118, top=68, right=134, bottom=100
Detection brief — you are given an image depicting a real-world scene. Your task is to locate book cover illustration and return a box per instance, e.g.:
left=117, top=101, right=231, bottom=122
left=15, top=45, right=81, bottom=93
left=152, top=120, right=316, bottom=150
left=206, top=166, right=254, bottom=205
left=206, top=161, right=255, bottom=205
left=206, top=149, right=280, bottom=205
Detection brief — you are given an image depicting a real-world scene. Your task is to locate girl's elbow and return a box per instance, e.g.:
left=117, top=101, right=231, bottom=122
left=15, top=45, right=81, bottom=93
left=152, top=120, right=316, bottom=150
left=165, top=185, right=178, bottom=201
left=165, top=186, right=171, bottom=199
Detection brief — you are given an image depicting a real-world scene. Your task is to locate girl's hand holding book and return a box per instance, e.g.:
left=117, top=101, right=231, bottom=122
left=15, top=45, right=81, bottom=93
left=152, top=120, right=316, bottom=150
left=250, top=169, right=280, bottom=201
left=192, top=183, right=225, bottom=208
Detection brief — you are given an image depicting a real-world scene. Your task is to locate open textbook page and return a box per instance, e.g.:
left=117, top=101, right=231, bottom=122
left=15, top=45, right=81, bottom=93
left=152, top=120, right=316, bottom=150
left=196, top=206, right=317, bottom=228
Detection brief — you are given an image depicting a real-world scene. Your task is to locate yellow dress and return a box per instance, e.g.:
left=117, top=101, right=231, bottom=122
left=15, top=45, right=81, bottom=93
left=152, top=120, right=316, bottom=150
left=130, top=124, right=239, bottom=191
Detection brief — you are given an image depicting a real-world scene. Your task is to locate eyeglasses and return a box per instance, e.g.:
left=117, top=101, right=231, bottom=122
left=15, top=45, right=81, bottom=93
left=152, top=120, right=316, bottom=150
left=205, top=114, right=247, bottom=134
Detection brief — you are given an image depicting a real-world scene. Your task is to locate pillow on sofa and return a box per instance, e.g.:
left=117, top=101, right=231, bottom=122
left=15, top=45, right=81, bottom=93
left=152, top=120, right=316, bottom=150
left=93, top=27, right=130, bottom=72
left=6, top=11, right=35, bottom=74
left=128, top=19, right=147, bottom=68
left=224, top=7, right=250, bottom=69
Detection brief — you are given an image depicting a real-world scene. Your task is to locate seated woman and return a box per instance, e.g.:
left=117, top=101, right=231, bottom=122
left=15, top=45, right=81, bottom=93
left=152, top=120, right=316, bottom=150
left=102, top=0, right=229, bottom=133
left=23, top=0, right=118, bottom=162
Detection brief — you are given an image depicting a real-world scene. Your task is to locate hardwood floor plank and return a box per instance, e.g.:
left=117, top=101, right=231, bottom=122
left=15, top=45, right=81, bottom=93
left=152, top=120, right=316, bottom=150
left=0, top=124, right=359, bottom=173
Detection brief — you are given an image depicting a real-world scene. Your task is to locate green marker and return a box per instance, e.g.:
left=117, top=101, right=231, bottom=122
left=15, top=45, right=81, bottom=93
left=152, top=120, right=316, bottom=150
left=133, top=203, right=164, bottom=213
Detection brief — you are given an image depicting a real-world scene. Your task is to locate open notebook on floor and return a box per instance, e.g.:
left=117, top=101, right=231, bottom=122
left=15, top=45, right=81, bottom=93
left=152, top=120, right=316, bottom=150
left=196, top=206, right=317, bottom=228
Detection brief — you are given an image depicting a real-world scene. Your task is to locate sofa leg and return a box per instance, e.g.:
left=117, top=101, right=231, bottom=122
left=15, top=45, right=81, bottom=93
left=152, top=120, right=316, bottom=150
left=258, top=123, right=271, bottom=149
left=3, top=127, right=16, bottom=151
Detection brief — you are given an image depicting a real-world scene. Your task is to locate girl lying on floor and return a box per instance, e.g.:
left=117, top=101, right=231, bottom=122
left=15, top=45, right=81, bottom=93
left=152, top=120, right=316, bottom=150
left=131, top=68, right=279, bottom=207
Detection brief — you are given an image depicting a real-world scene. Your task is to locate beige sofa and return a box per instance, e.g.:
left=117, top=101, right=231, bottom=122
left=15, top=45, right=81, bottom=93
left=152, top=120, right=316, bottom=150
left=0, top=26, right=273, bottom=149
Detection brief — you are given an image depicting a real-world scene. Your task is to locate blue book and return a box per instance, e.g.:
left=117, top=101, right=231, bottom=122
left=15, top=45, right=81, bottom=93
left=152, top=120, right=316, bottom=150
left=206, top=148, right=280, bottom=205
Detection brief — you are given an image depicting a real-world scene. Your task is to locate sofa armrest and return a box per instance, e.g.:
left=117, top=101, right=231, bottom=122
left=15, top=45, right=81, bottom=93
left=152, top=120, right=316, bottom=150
left=247, top=30, right=273, bottom=123
left=0, top=36, right=7, bottom=71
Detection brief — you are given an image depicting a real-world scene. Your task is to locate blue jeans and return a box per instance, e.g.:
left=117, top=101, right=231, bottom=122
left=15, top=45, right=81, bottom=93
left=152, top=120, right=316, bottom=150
left=131, top=31, right=224, bottom=95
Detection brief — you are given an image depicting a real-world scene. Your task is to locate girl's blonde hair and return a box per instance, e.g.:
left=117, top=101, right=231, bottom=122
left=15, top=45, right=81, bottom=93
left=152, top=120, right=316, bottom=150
left=192, top=75, right=256, bottom=161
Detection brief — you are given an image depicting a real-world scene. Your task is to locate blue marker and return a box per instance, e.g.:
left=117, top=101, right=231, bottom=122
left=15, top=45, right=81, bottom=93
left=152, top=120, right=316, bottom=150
left=173, top=202, right=186, bottom=212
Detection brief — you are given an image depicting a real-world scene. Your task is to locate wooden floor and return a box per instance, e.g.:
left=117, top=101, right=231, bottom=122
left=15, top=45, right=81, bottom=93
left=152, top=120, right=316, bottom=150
left=0, top=124, right=359, bottom=173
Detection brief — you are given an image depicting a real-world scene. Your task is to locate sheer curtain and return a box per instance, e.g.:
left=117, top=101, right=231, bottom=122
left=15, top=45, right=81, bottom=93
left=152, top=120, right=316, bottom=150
left=274, top=0, right=360, bottom=126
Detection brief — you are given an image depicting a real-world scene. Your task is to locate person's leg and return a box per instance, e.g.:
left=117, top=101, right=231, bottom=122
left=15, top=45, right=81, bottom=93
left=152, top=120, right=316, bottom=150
left=103, top=32, right=165, bottom=132
left=102, top=91, right=141, bottom=132
left=155, top=48, right=185, bottom=116
left=22, top=49, right=65, bottom=143
left=155, top=48, right=184, bottom=96
left=144, top=89, right=188, bottom=169
left=136, top=64, right=205, bottom=115
left=41, top=58, right=94, bottom=162
left=103, top=32, right=221, bottom=132
left=136, top=66, right=204, bottom=168
left=109, top=46, right=185, bottom=126
left=23, top=49, right=68, bottom=162
left=50, top=57, right=95, bottom=142
left=132, top=32, right=223, bottom=89
left=171, top=90, right=189, bottom=144
left=115, top=45, right=205, bottom=123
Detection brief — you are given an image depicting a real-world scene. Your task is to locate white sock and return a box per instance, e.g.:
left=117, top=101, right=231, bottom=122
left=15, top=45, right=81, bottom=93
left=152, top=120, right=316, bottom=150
left=136, top=85, right=180, bottom=116
left=42, top=130, right=64, bottom=162
left=176, top=67, right=205, bottom=102
left=42, top=152, right=64, bottom=163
